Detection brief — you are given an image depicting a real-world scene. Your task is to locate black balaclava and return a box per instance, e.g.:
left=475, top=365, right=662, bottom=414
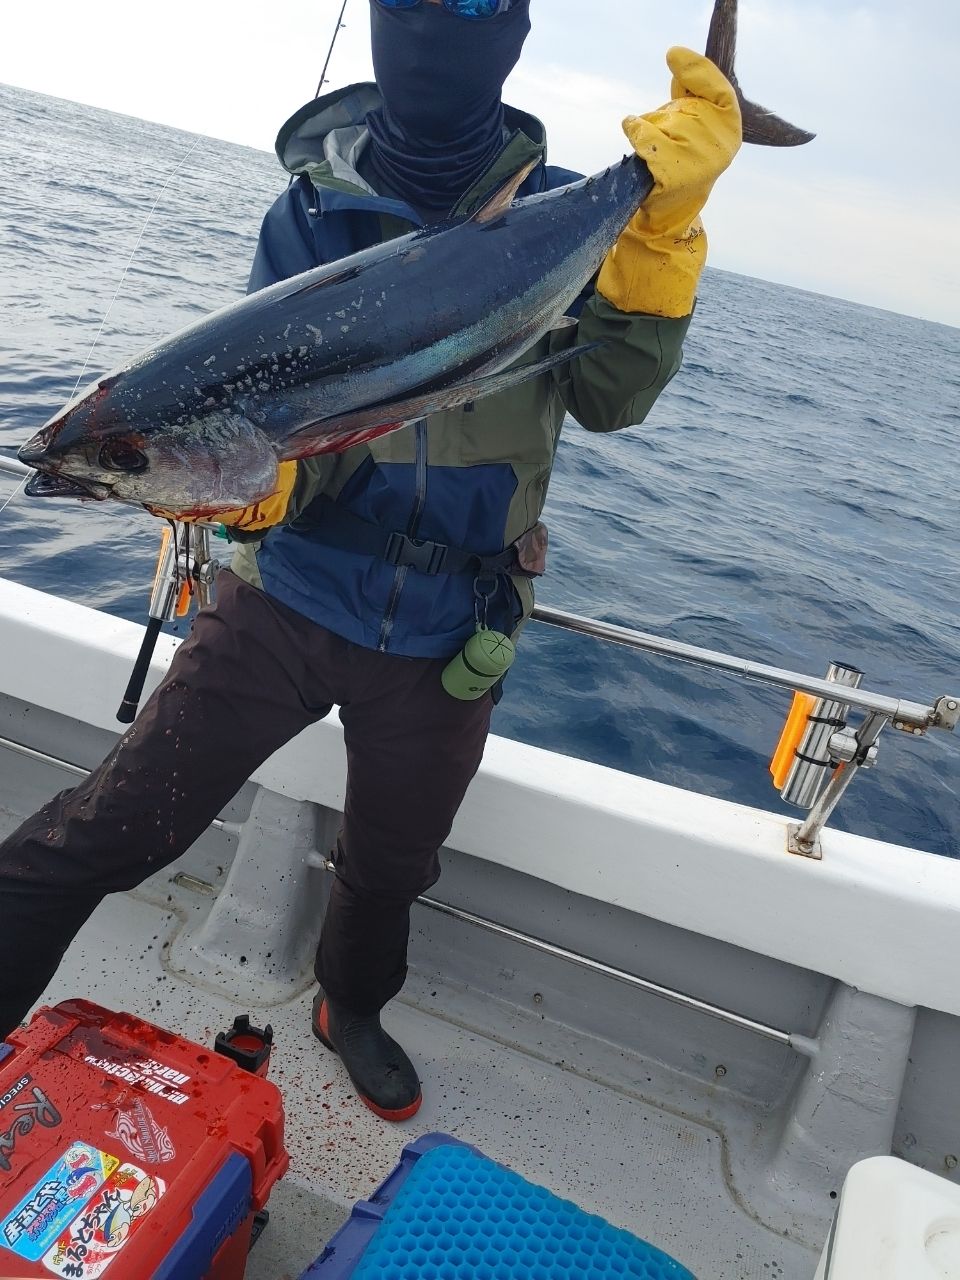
left=365, top=0, right=532, bottom=217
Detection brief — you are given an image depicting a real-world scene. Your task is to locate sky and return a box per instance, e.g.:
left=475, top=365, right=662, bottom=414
left=2, top=1, right=959, bottom=327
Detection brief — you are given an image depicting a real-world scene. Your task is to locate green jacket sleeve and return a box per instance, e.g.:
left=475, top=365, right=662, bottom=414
left=550, top=292, right=692, bottom=433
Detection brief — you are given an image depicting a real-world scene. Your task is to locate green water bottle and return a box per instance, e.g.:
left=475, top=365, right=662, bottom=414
left=442, top=627, right=516, bottom=700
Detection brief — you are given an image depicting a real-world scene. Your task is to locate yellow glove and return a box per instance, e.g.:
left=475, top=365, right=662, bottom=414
left=148, top=459, right=298, bottom=527
left=597, top=47, right=742, bottom=319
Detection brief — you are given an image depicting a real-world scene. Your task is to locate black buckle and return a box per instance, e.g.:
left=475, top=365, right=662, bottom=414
left=384, top=531, right=448, bottom=575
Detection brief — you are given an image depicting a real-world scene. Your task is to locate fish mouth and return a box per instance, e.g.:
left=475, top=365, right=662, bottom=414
left=19, top=432, right=116, bottom=501
left=22, top=468, right=113, bottom=501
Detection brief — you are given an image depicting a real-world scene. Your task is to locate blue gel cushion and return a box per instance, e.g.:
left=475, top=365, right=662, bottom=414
left=351, top=1144, right=695, bottom=1280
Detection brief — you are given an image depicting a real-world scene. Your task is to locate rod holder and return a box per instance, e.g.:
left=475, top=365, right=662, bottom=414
left=778, top=662, right=864, bottom=809
left=117, top=522, right=220, bottom=723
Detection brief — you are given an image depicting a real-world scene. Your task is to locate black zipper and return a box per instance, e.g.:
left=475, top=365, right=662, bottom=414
left=377, top=419, right=428, bottom=651
left=378, top=566, right=407, bottom=652
left=408, top=419, right=428, bottom=539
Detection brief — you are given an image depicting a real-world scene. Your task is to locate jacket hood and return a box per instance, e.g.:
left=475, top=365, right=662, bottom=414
left=274, top=82, right=549, bottom=186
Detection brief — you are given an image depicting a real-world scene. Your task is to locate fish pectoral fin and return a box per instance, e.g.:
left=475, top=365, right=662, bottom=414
left=470, top=158, right=540, bottom=224
left=280, top=341, right=605, bottom=459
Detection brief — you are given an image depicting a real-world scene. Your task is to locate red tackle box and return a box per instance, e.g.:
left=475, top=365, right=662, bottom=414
left=0, top=999, right=289, bottom=1279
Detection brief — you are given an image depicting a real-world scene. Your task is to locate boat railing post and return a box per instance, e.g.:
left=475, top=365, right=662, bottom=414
left=787, top=710, right=891, bottom=859
left=777, top=663, right=865, bottom=810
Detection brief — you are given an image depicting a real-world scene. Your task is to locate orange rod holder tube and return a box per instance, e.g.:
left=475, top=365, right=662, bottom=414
left=777, top=662, right=864, bottom=809
left=770, top=691, right=817, bottom=791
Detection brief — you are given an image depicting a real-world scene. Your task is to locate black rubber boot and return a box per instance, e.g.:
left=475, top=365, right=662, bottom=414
left=311, top=991, right=422, bottom=1121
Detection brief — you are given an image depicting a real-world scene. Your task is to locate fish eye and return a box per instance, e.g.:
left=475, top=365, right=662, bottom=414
left=99, top=439, right=148, bottom=473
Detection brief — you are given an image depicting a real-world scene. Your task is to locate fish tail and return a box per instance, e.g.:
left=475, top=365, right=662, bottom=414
left=706, top=0, right=815, bottom=147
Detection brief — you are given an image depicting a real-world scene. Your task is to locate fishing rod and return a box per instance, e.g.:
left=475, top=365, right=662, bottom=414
left=315, top=0, right=350, bottom=98
left=0, top=130, right=205, bottom=713
left=115, top=521, right=223, bottom=722
left=0, top=460, right=219, bottom=723
left=0, top=458, right=219, bottom=720
left=0, top=3, right=349, bottom=714
left=117, top=0, right=354, bottom=716
left=118, top=1, right=354, bottom=719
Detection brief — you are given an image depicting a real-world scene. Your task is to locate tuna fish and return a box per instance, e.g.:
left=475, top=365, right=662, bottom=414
left=18, top=0, right=811, bottom=517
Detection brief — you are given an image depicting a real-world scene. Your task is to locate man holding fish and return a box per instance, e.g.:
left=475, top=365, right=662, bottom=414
left=2, top=0, right=780, bottom=1120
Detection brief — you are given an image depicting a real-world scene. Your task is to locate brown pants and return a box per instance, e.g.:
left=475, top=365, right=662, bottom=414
left=0, top=571, right=493, bottom=1036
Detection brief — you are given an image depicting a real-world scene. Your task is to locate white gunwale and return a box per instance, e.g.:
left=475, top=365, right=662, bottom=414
left=2, top=574, right=957, bottom=1019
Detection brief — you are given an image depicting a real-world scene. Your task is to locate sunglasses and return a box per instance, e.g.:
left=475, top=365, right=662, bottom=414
left=374, top=0, right=513, bottom=18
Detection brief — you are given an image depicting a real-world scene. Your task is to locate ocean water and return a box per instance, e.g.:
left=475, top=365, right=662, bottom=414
left=1, top=83, right=958, bottom=856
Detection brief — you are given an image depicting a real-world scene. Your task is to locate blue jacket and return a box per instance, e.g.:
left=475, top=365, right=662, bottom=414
left=230, top=84, right=690, bottom=657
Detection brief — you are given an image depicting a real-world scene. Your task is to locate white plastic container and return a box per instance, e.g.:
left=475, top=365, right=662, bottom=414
left=815, top=1156, right=960, bottom=1278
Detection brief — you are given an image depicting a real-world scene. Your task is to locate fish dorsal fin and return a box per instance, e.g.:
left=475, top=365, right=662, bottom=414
left=470, top=159, right=539, bottom=225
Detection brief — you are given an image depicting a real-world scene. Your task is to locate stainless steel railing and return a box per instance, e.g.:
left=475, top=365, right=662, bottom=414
left=2, top=451, right=956, bottom=855
left=530, top=606, right=942, bottom=731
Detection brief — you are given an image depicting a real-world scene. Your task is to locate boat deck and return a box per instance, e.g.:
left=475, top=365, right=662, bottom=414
left=1, top=795, right=816, bottom=1280
left=9, top=580, right=959, bottom=1280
